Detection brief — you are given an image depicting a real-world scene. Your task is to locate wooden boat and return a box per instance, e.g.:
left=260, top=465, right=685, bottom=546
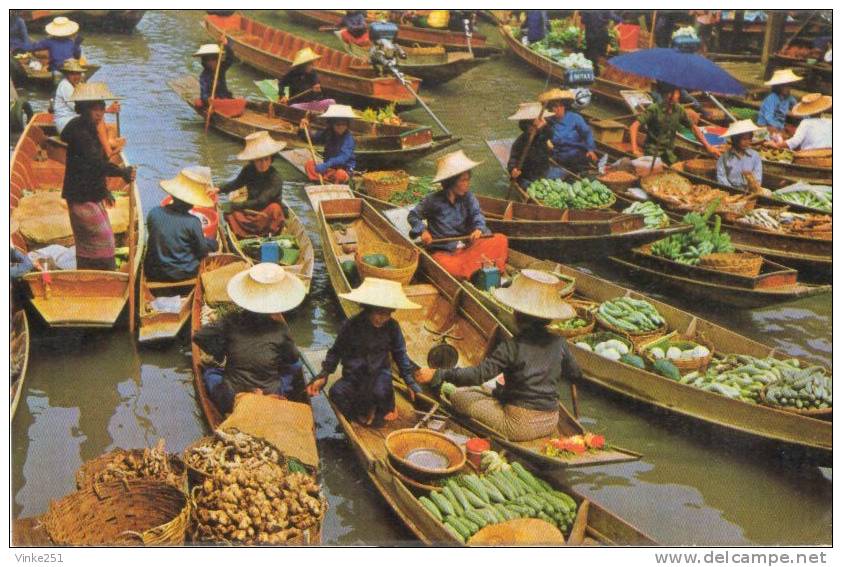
left=312, top=192, right=640, bottom=469
left=11, top=113, right=144, bottom=329
left=303, top=349, right=655, bottom=546
left=203, top=13, right=422, bottom=108
left=611, top=246, right=829, bottom=308
left=338, top=33, right=487, bottom=86
left=223, top=206, right=314, bottom=294
left=169, top=76, right=459, bottom=168
left=10, top=52, right=100, bottom=88
left=10, top=310, right=30, bottom=422
left=287, top=9, right=502, bottom=57
left=21, top=9, right=146, bottom=33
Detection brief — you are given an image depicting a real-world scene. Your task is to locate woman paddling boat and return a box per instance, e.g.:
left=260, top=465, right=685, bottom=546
left=27, top=16, right=83, bottom=75
left=408, top=150, right=509, bottom=280
left=277, top=47, right=337, bottom=113
left=507, top=101, right=557, bottom=187
left=193, top=37, right=234, bottom=108
left=300, top=104, right=357, bottom=184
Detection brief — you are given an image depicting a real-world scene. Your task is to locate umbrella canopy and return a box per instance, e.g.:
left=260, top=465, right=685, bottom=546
left=607, top=48, right=746, bottom=96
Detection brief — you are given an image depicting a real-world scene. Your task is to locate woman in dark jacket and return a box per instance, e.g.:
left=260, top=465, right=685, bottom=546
left=300, top=104, right=357, bottom=184
left=277, top=47, right=336, bottom=112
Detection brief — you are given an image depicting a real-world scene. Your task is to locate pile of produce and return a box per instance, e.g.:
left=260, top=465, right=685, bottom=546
left=647, top=340, right=710, bottom=364
left=238, top=234, right=298, bottom=262
left=764, top=365, right=832, bottom=411
left=388, top=175, right=437, bottom=206
left=596, top=297, right=666, bottom=334
left=418, top=457, right=578, bottom=543
left=527, top=178, right=615, bottom=209
left=736, top=209, right=832, bottom=239
left=778, top=44, right=823, bottom=60
left=575, top=337, right=627, bottom=360
left=772, top=185, right=832, bottom=213
left=200, top=302, right=242, bottom=326
left=759, top=147, right=794, bottom=163
left=81, top=440, right=182, bottom=487
left=650, top=205, right=734, bottom=265
left=574, top=333, right=646, bottom=368
left=358, top=103, right=402, bottom=126
left=547, top=316, right=589, bottom=333
left=543, top=433, right=605, bottom=457
left=727, top=107, right=759, bottom=121
left=622, top=201, right=669, bottom=228
left=188, top=429, right=324, bottom=545
left=643, top=174, right=754, bottom=217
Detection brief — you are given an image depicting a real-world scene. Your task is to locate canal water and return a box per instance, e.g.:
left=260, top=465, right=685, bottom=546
left=11, top=10, right=832, bottom=546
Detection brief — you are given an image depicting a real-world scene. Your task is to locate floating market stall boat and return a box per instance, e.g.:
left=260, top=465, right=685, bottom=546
left=287, top=9, right=502, bottom=57
left=203, top=13, right=422, bottom=108
left=169, top=76, right=458, bottom=168
left=311, top=192, right=640, bottom=469
left=10, top=52, right=100, bottom=89
left=10, top=310, right=30, bottom=422
left=11, top=113, right=144, bottom=329
left=21, top=9, right=146, bottom=33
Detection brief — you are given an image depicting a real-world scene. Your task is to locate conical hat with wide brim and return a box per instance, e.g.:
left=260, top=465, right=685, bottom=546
left=45, top=16, right=79, bottom=37
left=236, top=130, right=287, bottom=161
left=764, top=68, right=803, bottom=86
left=508, top=102, right=552, bottom=121
left=292, top=47, right=321, bottom=68
left=721, top=119, right=763, bottom=138
left=320, top=104, right=357, bottom=120
left=60, top=58, right=85, bottom=73
left=339, top=277, right=421, bottom=310
left=792, top=93, right=832, bottom=117
left=193, top=44, right=221, bottom=57
left=227, top=263, right=306, bottom=314
left=538, top=88, right=575, bottom=104
left=159, top=167, right=214, bottom=208
left=432, top=149, right=483, bottom=183
left=68, top=82, right=122, bottom=102
left=492, top=269, right=576, bottom=321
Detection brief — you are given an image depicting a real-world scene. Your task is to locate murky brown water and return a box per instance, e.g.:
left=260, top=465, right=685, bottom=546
left=12, top=10, right=832, bottom=546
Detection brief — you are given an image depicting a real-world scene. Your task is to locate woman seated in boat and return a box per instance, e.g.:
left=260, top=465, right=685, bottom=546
left=630, top=81, right=720, bottom=165
left=543, top=89, right=598, bottom=175
left=217, top=131, right=287, bottom=238
left=61, top=83, right=136, bottom=271
left=277, top=47, right=336, bottom=113
left=299, top=104, right=357, bottom=184
left=507, top=102, right=557, bottom=187
left=416, top=270, right=583, bottom=442
left=193, top=37, right=234, bottom=108
left=339, top=10, right=370, bottom=46
left=757, top=69, right=801, bottom=140
left=306, top=277, right=423, bottom=427
left=193, top=263, right=306, bottom=415
left=10, top=10, right=33, bottom=54
left=27, top=17, right=83, bottom=74
left=144, top=166, right=219, bottom=282
left=716, top=120, right=763, bottom=190
left=408, top=150, right=509, bottom=280
left=778, top=93, right=832, bottom=151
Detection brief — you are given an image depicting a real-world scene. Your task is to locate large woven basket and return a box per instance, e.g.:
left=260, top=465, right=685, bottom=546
left=683, top=158, right=717, bottom=177
left=699, top=252, right=763, bottom=277
left=595, top=311, right=668, bottom=352
left=43, top=480, right=190, bottom=546
left=759, top=389, right=832, bottom=419
left=793, top=156, right=832, bottom=168
left=641, top=335, right=714, bottom=375
left=362, top=170, right=410, bottom=201
left=597, top=171, right=640, bottom=194
left=547, top=306, right=596, bottom=339
left=75, top=448, right=187, bottom=491
left=355, top=239, right=419, bottom=285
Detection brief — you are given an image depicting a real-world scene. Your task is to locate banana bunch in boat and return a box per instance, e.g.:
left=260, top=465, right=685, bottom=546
left=650, top=202, right=734, bottom=265
left=622, top=201, right=670, bottom=228
left=418, top=461, right=577, bottom=544
left=597, top=297, right=665, bottom=333
left=764, top=365, right=832, bottom=411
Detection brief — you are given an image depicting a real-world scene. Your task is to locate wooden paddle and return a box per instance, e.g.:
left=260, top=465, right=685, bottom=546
left=567, top=499, right=590, bottom=545
left=425, top=233, right=494, bottom=245
left=288, top=87, right=315, bottom=103
left=507, top=104, right=548, bottom=201
left=301, top=113, right=324, bottom=185
left=204, top=41, right=225, bottom=133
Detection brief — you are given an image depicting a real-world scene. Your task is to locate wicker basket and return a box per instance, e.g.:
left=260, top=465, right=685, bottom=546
left=573, top=331, right=633, bottom=354
left=75, top=449, right=187, bottom=492
left=43, top=480, right=190, bottom=546
left=595, top=311, right=668, bottom=352
left=355, top=239, right=419, bottom=285
left=683, top=158, right=717, bottom=177
left=699, top=252, right=763, bottom=277
left=642, top=336, right=714, bottom=374
left=759, top=389, right=832, bottom=419
left=597, top=171, right=640, bottom=194
left=546, top=306, right=596, bottom=339
left=792, top=156, right=832, bottom=168
left=362, top=170, right=410, bottom=201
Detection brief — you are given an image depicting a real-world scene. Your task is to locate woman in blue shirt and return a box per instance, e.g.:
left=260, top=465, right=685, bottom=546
left=27, top=16, right=82, bottom=73
left=544, top=89, right=597, bottom=175
left=757, top=68, right=802, bottom=137
left=300, top=104, right=357, bottom=183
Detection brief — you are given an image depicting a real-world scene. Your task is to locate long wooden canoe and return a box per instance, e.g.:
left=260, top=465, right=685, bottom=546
left=169, top=75, right=459, bottom=168
left=338, top=33, right=487, bottom=86
left=11, top=113, right=144, bottom=329
left=21, top=9, right=146, bottom=33
left=10, top=310, right=30, bottom=422
left=287, top=9, right=502, bottom=57
left=203, top=14, right=422, bottom=108
left=313, top=193, right=640, bottom=469
left=10, top=52, right=100, bottom=88
left=303, top=349, right=655, bottom=546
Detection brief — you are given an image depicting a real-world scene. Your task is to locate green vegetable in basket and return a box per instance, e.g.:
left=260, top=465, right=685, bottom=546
left=362, top=253, right=390, bottom=268
left=527, top=178, right=614, bottom=209
left=653, top=359, right=680, bottom=381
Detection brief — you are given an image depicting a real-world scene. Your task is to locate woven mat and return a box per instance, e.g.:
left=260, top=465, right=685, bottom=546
left=12, top=192, right=129, bottom=245
left=201, top=261, right=249, bottom=304
left=220, top=393, right=319, bottom=469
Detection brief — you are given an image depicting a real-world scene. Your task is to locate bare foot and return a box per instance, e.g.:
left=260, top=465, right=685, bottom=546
left=383, top=410, right=399, bottom=422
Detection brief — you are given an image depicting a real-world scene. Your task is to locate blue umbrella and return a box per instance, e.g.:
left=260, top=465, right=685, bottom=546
left=607, top=48, right=746, bottom=95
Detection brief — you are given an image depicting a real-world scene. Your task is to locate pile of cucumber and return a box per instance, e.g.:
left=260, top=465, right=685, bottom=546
left=597, top=297, right=665, bottom=334
left=527, top=178, right=615, bottom=210
left=764, top=364, right=832, bottom=411
left=417, top=462, right=577, bottom=544
left=623, top=201, right=670, bottom=229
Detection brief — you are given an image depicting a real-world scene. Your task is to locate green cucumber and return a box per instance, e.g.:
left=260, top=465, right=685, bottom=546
left=430, top=490, right=455, bottom=516
left=443, top=521, right=466, bottom=543
left=419, top=496, right=443, bottom=521
left=463, top=508, right=487, bottom=529
left=448, top=481, right=471, bottom=512
left=462, top=486, right=488, bottom=508
left=461, top=475, right=491, bottom=503
left=446, top=517, right=471, bottom=540
left=479, top=477, right=506, bottom=503
left=442, top=486, right=463, bottom=516
left=488, top=472, right=516, bottom=501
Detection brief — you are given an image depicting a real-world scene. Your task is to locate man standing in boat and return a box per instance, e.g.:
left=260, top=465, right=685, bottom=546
left=408, top=150, right=509, bottom=280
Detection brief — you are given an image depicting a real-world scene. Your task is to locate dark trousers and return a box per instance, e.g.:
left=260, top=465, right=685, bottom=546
left=328, top=368, right=395, bottom=423
left=203, top=362, right=303, bottom=415
left=77, top=256, right=116, bottom=271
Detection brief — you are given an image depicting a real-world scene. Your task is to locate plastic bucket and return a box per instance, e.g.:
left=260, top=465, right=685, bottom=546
left=616, top=23, right=641, bottom=51
left=466, top=438, right=491, bottom=468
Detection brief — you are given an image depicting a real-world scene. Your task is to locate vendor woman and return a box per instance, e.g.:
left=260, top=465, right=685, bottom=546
left=416, top=270, right=583, bottom=442
left=194, top=37, right=235, bottom=107
left=277, top=47, right=336, bottom=113
left=194, top=263, right=306, bottom=415
left=300, top=104, right=357, bottom=183
left=28, top=16, right=82, bottom=73
left=716, top=120, right=763, bottom=190
left=306, top=278, right=423, bottom=427
left=218, top=131, right=287, bottom=238
left=61, top=83, right=136, bottom=271
left=408, top=150, right=509, bottom=280
left=507, top=102, right=557, bottom=186
left=780, top=93, right=833, bottom=151
left=757, top=69, right=801, bottom=138
left=544, top=89, right=598, bottom=174
left=630, top=81, right=720, bottom=164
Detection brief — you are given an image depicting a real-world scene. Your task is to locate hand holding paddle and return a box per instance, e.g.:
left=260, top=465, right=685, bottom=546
left=204, top=37, right=226, bottom=133
left=300, top=114, right=324, bottom=185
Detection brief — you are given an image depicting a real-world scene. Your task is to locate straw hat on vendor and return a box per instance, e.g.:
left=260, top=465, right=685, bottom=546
left=193, top=43, right=221, bottom=58
left=432, top=149, right=483, bottom=183
left=339, top=277, right=420, bottom=310
left=69, top=82, right=121, bottom=103
left=792, top=93, right=832, bottom=117
left=764, top=68, right=803, bottom=87
left=508, top=101, right=551, bottom=122
left=291, top=47, right=321, bottom=68
left=721, top=119, right=763, bottom=140
left=493, top=270, right=576, bottom=321
left=227, top=263, right=306, bottom=314
left=159, top=166, right=215, bottom=208
left=60, top=58, right=85, bottom=75
left=236, top=130, right=287, bottom=161
left=320, top=103, right=356, bottom=121
left=45, top=16, right=79, bottom=37
left=538, top=88, right=575, bottom=114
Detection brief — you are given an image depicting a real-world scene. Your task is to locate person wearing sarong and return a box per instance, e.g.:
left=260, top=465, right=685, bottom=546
left=716, top=120, right=763, bottom=190
left=193, top=39, right=234, bottom=107
left=27, top=16, right=83, bottom=74
left=276, top=47, right=336, bottom=113
left=60, top=83, right=135, bottom=270
left=218, top=131, right=287, bottom=238
left=300, top=104, right=356, bottom=184
left=408, top=150, right=508, bottom=280
left=193, top=263, right=306, bottom=416
left=306, top=278, right=423, bottom=427
left=416, top=270, right=583, bottom=442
